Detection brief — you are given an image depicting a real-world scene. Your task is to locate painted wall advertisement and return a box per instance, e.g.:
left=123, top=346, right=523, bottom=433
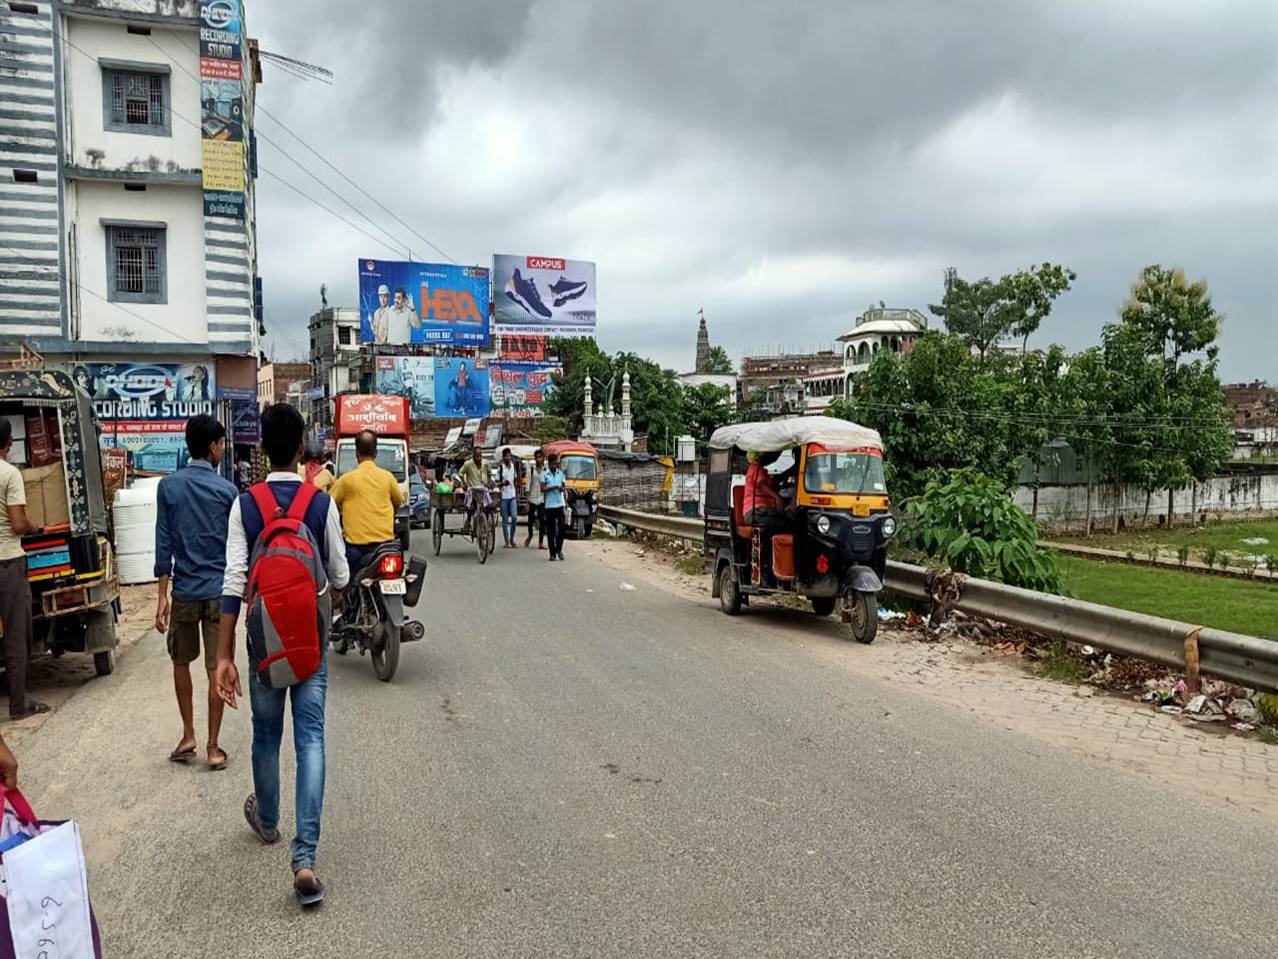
left=489, top=362, right=560, bottom=416
left=374, top=356, right=436, bottom=418
left=75, top=363, right=217, bottom=473
left=199, top=0, right=245, bottom=218
left=358, top=259, right=490, bottom=347
left=493, top=254, right=595, bottom=337
left=434, top=358, right=490, bottom=418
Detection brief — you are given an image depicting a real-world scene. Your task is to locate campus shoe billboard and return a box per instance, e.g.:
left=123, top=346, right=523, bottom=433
left=358, top=259, right=491, bottom=347
left=492, top=254, right=596, bottom=337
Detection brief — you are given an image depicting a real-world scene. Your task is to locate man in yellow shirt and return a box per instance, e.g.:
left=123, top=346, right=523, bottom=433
left=329, top=430, right=403, bottom=573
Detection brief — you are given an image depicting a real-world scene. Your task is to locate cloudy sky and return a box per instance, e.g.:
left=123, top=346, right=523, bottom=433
left=247, top=0, right=1277, bottom=381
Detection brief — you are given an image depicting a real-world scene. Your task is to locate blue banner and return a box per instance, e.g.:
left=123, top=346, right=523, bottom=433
left=358, top=259, right=490, bottom=347
left=434, top=358, right=490, bottom=418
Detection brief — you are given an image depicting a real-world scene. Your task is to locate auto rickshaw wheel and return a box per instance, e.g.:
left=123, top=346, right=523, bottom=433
left=719, top=564, right=742, bottom=615
left=94, top=650, right=115, bottom=676
left=847, top=591, right=878, bottom=644
left=810, top=596, right=836, bottom=617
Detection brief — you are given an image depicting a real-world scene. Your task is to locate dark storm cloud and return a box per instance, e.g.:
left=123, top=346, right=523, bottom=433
left=250, top=0, right=1277, bottom=380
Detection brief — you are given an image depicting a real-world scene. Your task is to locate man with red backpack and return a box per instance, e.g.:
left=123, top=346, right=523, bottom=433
left=214, top=403, right=349, bottom=907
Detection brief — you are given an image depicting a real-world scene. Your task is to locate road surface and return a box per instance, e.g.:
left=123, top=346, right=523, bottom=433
left=19, top=530, right=1278, bottom=957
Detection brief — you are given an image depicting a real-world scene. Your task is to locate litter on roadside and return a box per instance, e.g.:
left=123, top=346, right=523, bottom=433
left=620, top=582, right=637, bottom=591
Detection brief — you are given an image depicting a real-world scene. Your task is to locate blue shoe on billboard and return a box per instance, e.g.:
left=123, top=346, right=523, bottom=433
left=548, top=276, right=588, bottom=307
left=505, top=269, right=552, bottom=319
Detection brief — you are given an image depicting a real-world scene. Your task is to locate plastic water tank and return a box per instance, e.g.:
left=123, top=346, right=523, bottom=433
left=114, top=478, right=161, bottom=585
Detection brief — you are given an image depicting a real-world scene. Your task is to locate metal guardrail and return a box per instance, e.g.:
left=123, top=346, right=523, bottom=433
left=597, top=505, right=1278, bottom=694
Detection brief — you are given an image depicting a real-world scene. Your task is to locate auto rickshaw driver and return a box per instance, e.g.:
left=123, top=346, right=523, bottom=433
left=744, top=449, right=797, bottom=534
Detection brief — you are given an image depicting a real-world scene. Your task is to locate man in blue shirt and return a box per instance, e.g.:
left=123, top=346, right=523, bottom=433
left=154, top=414, right=238, bottom=770
left=541, top=451, right=567, bottom=561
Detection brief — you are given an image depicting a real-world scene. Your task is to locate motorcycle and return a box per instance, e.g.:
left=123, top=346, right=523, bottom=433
left=331, top=542, right=427, bottom=682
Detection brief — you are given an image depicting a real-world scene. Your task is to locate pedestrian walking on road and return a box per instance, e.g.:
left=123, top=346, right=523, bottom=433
left=154, top=415, right=237, bottom=770
left=214, top=403, right=350, bottom=907
left=498, top=447, right=520, bottom=547
left=541, top=452, right=567, bottom=561
left=524, top=448, right=546, bottom=549
left=0, top=419, right=46, bottom=720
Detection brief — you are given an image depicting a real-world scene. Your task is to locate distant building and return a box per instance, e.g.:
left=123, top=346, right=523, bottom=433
left=1224, top=381, right=1278, bottom=429
left=837, top=307, right=928, bottom=394
left=695, top=315, right=711, bottom=372
left=740, top=350, right=839, bottom=404
left=307, top=306, right=360, bottom=433
left=803, top=367, right=845, bottom=414
left=258, top=361, right=310, bottom=409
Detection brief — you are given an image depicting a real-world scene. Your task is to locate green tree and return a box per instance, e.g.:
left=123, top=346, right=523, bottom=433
left=681, top=382, right=734, bottom=453
left=830, top=332, right=1020, bottom=498
left=930, top=263, right=1075, bottom=361
left=703, top=345, right=735, bottom=375
left=1059, top=347, right=1113, bottom=535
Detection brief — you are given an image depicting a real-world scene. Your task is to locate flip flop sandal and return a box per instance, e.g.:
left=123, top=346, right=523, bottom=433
left=168, top=746, right=196, bottom=764
left=243, top=794, right=280, bottom=845
left=9, top=702, right=51, bottom=720
left=207, top=747, right=229, bottom=771
left=294, top=871, right=324, bottom=908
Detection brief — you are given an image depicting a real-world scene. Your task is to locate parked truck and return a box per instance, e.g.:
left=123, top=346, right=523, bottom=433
left=332, top=393, right=412, bottom=551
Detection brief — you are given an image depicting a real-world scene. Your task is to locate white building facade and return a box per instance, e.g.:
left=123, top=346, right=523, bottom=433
left=0, top=0, right=261, bottom=467
left=837, top=307, right=928, bottom=395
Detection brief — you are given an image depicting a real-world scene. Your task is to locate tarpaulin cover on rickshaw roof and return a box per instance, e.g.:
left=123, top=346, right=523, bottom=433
left=708, top=418, right=882, bottom=454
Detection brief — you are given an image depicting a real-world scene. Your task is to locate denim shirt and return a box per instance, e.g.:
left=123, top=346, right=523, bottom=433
left=541, top=468, right=566, bottom=509
left=154, top=459, right=238, bottom=600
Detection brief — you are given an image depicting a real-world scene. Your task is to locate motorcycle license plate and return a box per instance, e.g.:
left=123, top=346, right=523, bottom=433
left=380, top=579, right=406, bottom=595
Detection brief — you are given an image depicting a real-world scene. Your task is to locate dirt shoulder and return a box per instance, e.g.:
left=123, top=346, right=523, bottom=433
left=3, top=583, right=158, bottom=750
left=577, top=535, right=1278, bottom=819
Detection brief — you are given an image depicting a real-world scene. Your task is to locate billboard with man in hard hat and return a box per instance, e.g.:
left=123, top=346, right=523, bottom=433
left=357, top=258, right=491, bottom=347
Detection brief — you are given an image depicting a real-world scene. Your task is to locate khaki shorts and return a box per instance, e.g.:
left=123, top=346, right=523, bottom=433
left=167, top=598, right=220, bottom=670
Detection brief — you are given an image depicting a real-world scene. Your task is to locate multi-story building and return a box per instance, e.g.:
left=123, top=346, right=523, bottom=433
left=837, top=307, right=927, bottom=394
left=257, top=360, right=309, bottom=409
left=740, top=350, right=838, bottom=404
left=307, top=305, right=360, bottom=434
left=0, top=0, right=262, bottom=470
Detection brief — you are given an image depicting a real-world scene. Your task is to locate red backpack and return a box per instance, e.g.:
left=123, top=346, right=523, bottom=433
left=244, top=482, right=330, bottom=689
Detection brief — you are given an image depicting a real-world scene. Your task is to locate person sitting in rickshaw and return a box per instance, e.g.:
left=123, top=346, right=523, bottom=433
left=744, top=449, right=796, bottom=533
left=457, top=447, right=490, bottom=535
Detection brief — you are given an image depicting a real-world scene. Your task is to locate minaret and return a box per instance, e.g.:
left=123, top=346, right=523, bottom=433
left=620, top=369, right=634, bottom=451
left=695, top=315, right=710, bottom=372
left=582, top=375, right=593, bottom=438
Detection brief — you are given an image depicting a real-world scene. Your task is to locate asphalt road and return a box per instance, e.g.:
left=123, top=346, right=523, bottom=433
left=19, top=530, right=1278, bottom=957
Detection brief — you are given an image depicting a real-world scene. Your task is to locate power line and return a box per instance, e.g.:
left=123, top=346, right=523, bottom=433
left=142, top=33, right=419, bottom=260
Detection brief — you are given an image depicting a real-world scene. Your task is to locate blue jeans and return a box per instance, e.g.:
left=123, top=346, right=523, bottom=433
left=345, top=542, right=375, bottom=576
left=500, top=497, right=518, bottom=544
left=249, top=656, right=327, bottom=871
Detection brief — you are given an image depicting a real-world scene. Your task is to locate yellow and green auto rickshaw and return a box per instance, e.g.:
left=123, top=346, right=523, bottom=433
left=703, top=418, right=895, bottom=643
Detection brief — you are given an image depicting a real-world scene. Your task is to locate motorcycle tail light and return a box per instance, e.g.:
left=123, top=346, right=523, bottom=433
left=379, top=554, right=404, bottom=577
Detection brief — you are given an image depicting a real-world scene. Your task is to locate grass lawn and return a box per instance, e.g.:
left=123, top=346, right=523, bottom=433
left=1054, top=517, right=1278, bottom=566
left=1057, top=554, right=1278, bottom=639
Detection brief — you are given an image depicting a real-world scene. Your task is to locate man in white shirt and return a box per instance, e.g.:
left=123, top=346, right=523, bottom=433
left=0, top=420, right=46, bottom=718
left=214, top=403, right=349, bottom=907
left=498, top=447, right=521, bottom=548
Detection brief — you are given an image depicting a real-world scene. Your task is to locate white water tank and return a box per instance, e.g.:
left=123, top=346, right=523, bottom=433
left=114, top=478, right=162, bottom=585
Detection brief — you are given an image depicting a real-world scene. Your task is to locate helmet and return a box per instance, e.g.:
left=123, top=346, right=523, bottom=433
left=377, top=284, right=389, bottom=296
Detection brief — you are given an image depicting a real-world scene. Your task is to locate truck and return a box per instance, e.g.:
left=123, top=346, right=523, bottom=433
left=0, top=370, right=119, bottom=675
left=333, top=393, right=412, bottom=551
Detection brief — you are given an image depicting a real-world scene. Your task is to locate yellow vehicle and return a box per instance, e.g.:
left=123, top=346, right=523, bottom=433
left=543, top=440, right=600, bottom=539
left=703, top=418, right=895, bottom=644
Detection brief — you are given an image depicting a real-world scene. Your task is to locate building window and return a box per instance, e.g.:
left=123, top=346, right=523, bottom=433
left=102, top=68, right=170, bottom=135
left=105, top=225, right=166, bottom=304
left=338, top=326, right=352, bottom=346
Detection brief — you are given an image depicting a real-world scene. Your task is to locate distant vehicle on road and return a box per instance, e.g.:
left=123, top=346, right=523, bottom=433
left=704, top=417, right=895, bottom=644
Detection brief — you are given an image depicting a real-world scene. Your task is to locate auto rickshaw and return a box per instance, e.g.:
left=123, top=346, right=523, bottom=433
left=542, top=440, right=600, bottom=539
left=703, top=418, right=895, bottom=643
